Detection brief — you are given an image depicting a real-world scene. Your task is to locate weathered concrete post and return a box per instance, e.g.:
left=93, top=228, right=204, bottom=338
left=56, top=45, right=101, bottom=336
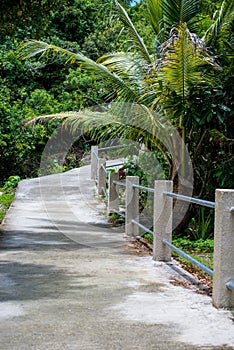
left=97, top=158, right=106, bottom=196
left=126, top=176, right=139, bottom=237
left=153, top=180, right=173, bottom=261
left=91, top=146, right=98, bottom=180
left=213, top=189, right=234, bottom=309
left=108, top=172, right=119, bottom=215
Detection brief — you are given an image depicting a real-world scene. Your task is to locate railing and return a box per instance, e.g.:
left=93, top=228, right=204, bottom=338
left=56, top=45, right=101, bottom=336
left=90, top=145, right=234, bottom=309
left=91, top=145, right=126, bottom=182
left=163, top=192, right=215, bottom=208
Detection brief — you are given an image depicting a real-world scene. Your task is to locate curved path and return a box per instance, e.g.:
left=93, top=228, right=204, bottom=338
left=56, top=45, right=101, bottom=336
left=0, top=165, right=233, bottom=350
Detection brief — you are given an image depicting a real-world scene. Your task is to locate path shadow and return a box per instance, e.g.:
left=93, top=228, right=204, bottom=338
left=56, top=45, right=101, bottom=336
left=0, top=260, right=95, bottom=302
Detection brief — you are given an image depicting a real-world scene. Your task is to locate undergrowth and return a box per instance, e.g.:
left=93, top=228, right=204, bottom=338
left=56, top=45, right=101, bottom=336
left=143, top=233, right=214, bottom=272
left=0, top=176, right=20, bottom=224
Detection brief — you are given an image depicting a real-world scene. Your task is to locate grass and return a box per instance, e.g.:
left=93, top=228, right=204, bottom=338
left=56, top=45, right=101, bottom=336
left=172, top=250, right=213, bottom=271
left=172, top=236, right=213, bottom=265
left=0, top=193, right=14, bottom=223
left=0, top=176, right=20, bottom=224
left=144, top=234, right=214, bottom=260
left=108, top=212, right=125, bottom=225
left=143, top=232, right=214, bottom=283
left=171, top=237, right=214, bottom=284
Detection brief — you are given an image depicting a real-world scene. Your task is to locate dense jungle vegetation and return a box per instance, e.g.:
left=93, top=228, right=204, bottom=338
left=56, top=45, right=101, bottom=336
left=0, top=0, right=123, bottom=181
left=0, top=1, right=233, bottom=244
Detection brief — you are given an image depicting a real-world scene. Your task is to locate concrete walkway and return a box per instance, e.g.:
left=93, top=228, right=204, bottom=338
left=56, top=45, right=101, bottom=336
left=0, top=165, right=233, bottom=350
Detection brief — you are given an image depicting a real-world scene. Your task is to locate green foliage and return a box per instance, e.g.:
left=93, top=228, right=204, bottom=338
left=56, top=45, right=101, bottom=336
left=120, top=150, right=169, bottom=188
left=122, top=160, right=147, bottom=182
left=142, top=234, right=214, bottom=272
left=113, top=0, right=152, bottom=62
left=120, top=157, right=155, bottom=211
left=0, top=193, right=14, bottom=223
left=50, top=0, right=112, bottom=46
left=16, top=0, right=233, bottom=209
left=173, top=251, right=213, bottom=271
left=108, top=212, right=124, bottom=225
left=172, top=236, right=214, bottom=271
left=143, top=232, right=214, bottom=276
left=0, top=0, right=68, bottom=39
left=146, top=0, right=201, bottom=43
left=62, top=68, right=107, bottom=108
left=0, top=0, right=121, bottom=183
left=82, top=23, right=123, bottom=61
left=143, top=233, right=153, bottom=243
left=143, top=233, right=214, bottom=252
left=0, top=0, right=126, bottom=184
left=158, top=23, right=218, bottom=102
left=0, top=176, right=20, bottom=223
left=0, top=81, right=57, bottom=181
left=172, top=236, right=214, bottom=253
left=38, top=160, right=67, bottom=176
left=2, top=176, right=20, bottom=192
left=187, top=207, right=214, bottom=240
left=203, top=0, right=234, bottom=50
left=0, top=0, right=115, bottom=44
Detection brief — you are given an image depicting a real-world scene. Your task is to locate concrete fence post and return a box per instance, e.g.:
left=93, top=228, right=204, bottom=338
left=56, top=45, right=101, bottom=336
left=126, top=176, right=139, bottom=237
left=97, top=158, right=106, bottom=196
left=153, top=180, right=173, bottom=261
left=91, top=146, right=98, bottom=180
left=213, top=189, right=234, bottom=309
left=108, top=172, right=119, bottom=215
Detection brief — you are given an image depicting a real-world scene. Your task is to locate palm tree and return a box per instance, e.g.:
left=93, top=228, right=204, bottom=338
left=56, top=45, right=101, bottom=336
left=18, top=0, right=233, bottom=228
left=18, top=0, right=219, bottom=137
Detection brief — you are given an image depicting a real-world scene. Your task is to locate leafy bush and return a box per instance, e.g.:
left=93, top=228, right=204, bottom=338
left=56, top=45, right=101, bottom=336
left=2, top=175, right=20, bottom=192
left=172, top=236, right=214, bottom=253
left=0, top=176, right=20, bottom=223
left=143, top=233, right=153, bottom=243
left=121, top=160, right=147, bottom=183
left=0, top=193, right=14, bottom=223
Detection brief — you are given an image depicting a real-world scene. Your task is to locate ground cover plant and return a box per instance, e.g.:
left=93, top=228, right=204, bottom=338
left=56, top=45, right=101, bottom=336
left=0, top=176, right=20, bottom=223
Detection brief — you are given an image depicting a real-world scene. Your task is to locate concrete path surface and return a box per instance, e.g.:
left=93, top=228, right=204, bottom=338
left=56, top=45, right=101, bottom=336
left=0, top=165, right=233, bottom=350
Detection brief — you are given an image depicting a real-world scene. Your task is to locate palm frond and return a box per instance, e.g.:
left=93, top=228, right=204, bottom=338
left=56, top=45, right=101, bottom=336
left=203, top=0, right=234, bottom=47
left=137, top=75, right=163, bottom=110
left=24, top=112, right=78, bottom=126
left=146, top=0, right=200, bottom=46
left=146, top=0, right=164, bottom=37
left=25, top=101, right=181, bottom=170
left=18, top=40, right=139, bottom=103
left=161, top=0, right=180, bottom=26
left=98, top=52, right=145, bottom=76
left=161, top=0, right=200, bottom=31
left=158, top=24, right=219, bottom=100
left=113, top=0, right=152, bottom=63
left=97, top=52, right=148, bottom=94
left=179, top=0, right=200, bottom=24
left=27, top=105, right=171, bottom=153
